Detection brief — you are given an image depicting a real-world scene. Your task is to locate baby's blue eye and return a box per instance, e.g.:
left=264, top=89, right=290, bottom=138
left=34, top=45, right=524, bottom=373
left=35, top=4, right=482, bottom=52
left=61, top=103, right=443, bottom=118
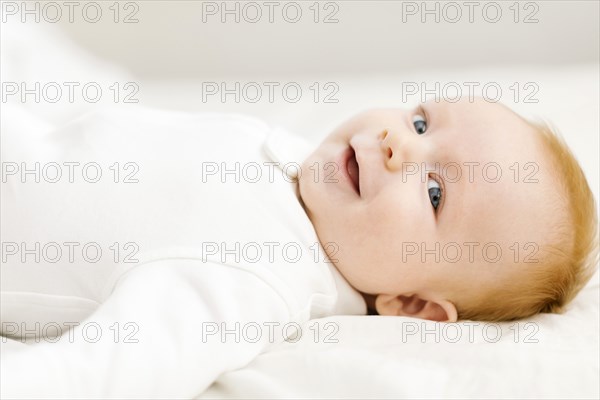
left=427, top=178, right=442, bottom=210
left=412, top=114, right=427, bottom=134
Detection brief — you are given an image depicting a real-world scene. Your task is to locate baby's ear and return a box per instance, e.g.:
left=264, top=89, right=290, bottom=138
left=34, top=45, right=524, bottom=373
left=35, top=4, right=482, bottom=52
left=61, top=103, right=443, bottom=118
left=375, top=293, right=457, bottom=322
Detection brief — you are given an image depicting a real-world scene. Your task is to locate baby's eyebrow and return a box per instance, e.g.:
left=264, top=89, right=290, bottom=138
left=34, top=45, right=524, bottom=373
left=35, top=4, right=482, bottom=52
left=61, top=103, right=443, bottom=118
left=425, top=101, right=452, bottom=126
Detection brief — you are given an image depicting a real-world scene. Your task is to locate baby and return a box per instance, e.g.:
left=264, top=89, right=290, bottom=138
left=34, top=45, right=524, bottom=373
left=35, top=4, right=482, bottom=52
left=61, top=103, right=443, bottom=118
left=300, top=98, right=599, bottom=322
left=1, top=97, right=597, bottom=398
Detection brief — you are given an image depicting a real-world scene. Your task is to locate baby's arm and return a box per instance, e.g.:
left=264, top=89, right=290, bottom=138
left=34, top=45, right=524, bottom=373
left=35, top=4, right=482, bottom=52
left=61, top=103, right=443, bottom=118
left=1, top=260, right=290, bottom=398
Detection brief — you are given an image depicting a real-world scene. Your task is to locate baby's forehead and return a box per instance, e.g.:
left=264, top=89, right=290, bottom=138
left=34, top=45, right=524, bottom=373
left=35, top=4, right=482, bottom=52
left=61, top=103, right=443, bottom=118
left=426, top=98, right=524, bottom=127
left=443, top=150, right=558, bottom=244
left=433, top=101, right=558, bottom=239
left=428, top=99, right=541, bottom=159
left=425, top=96, right=511, bottom=111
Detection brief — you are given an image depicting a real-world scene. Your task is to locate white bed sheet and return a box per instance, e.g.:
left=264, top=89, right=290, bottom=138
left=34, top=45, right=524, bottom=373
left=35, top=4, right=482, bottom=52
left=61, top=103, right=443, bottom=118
left=199, top=270, right=599, bottom=399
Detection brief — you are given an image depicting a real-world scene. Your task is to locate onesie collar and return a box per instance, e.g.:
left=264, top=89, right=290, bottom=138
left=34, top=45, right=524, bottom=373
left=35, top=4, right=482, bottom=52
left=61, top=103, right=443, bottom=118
left=262, top=126, right=312, bottom=180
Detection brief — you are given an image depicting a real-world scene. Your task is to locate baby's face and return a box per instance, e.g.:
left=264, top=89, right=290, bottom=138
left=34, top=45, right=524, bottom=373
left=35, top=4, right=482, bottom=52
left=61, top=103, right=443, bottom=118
left=299, top=99, right=558, bottom=320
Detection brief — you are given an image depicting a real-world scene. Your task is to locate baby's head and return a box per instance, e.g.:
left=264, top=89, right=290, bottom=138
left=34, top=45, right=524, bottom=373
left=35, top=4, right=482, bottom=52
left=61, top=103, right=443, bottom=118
left=299, top=98, right=598, bottom=322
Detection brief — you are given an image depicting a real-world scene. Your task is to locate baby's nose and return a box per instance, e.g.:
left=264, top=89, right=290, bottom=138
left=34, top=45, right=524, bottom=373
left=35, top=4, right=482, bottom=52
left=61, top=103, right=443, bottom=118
left=379, top=129, right=427, bottom=171
left=380, top=129, right=416, bottom=170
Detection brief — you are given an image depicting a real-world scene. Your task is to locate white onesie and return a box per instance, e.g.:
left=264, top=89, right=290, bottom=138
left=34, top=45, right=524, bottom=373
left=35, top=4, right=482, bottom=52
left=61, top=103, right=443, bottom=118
left=0, top=107, right=366, bottom=398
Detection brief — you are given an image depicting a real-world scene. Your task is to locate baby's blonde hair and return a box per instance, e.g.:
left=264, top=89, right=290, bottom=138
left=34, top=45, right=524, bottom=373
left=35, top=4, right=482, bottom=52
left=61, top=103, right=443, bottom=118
left=457, top=120, right=599, bottom=322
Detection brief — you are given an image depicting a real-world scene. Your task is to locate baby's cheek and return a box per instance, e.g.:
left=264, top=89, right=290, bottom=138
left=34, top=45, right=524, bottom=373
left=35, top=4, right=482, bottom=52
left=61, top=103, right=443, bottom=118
left=370, top=191, right=421, bottom=227
left=322, top=122, right=353, bottom=145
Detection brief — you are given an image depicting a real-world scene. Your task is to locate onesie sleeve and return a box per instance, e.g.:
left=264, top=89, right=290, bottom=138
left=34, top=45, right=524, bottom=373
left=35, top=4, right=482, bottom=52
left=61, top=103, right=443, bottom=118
left=0, top=259, right=292, bottom=399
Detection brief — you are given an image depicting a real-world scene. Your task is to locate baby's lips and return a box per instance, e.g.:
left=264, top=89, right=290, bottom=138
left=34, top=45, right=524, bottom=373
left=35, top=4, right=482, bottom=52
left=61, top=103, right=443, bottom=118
left=347, top=147, right=360, bottom=195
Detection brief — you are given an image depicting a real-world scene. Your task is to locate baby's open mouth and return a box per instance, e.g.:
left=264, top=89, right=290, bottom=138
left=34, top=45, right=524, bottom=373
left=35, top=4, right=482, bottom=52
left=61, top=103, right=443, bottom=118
left=346, top=146, right=360, bottom=195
